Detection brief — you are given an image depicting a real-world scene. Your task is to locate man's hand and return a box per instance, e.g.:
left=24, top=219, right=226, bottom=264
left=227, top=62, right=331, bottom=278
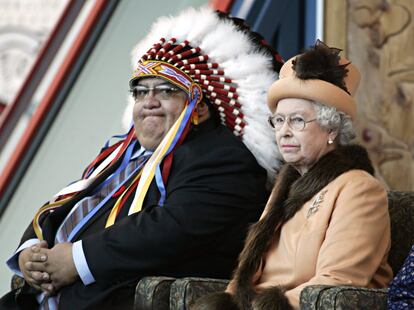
left=31, top=243, right=79, bottom=294
left=18, top=240, right=50, bottom=291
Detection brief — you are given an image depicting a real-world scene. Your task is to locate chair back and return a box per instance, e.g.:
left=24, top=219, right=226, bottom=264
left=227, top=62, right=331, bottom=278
left=387, top=190, right=414, bottom=274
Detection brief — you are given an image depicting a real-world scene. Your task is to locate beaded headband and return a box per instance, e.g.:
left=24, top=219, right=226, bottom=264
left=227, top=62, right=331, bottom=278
left=130, top=38, right=245, bottom=136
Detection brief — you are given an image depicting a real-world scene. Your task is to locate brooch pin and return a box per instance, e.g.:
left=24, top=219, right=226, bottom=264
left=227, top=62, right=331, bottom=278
left=307, top=190, right=328, bottom=219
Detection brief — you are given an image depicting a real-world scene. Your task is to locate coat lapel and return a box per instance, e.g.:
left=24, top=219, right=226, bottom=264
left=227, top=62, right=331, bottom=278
left=232, top=144, right=375, bottom=309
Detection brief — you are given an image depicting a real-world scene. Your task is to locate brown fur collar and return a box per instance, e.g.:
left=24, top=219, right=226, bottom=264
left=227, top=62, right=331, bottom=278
left=232, top=144, right=374, bottom=309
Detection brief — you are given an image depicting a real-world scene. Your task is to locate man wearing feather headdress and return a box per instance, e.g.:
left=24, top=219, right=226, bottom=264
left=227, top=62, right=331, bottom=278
left=0, top=7, right=283, bottom=310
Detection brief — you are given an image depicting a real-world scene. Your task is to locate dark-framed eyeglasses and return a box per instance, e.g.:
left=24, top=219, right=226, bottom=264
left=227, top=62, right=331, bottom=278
left=268, top=115, right=317, bottom=131
left=130, top=84, right=185, bottom=101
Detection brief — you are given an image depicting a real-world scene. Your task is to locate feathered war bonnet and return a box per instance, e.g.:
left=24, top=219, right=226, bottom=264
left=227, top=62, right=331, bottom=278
left=125, top=6, right=284, bottom=187
left=30, top=7, right=284, bottom=238
left=267, top=40, right=361, bottom=119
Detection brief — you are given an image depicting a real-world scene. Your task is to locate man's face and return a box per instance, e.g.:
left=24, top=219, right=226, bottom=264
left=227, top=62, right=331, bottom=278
left=132, top=77, right=188, bottom=151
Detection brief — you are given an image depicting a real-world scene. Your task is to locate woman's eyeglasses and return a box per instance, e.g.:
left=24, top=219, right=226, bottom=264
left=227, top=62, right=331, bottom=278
left=268, top=115, right=317, bottom=131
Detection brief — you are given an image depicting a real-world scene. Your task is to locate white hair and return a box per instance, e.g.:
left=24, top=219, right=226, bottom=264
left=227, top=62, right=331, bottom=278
left=313, top=101, right=356, bottom=145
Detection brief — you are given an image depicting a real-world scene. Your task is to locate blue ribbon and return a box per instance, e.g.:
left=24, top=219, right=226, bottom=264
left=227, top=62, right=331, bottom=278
left=85, top=125, right=135, bottom=178
left=155, top=86, right=201, bottom=206
left=93, top=139, right=137, bottom=193
left=67, top=146, right=148, bottom=241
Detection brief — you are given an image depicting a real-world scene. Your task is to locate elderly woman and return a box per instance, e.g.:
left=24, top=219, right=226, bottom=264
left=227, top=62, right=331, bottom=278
left=194, top=41, right=393, bottom=310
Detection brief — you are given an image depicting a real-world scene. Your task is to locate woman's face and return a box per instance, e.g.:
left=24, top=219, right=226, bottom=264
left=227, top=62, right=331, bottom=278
left=274, top=98, right=337, bottom=174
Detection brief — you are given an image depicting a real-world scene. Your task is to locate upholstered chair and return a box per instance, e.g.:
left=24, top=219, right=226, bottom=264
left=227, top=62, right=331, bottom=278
left=132, top=190, right=414, bottom=310
left=10, top=190, right=414, bottom=309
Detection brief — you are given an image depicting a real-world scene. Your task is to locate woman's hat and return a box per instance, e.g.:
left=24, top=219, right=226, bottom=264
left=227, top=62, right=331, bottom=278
left=267, top=41, right=361, bottom=119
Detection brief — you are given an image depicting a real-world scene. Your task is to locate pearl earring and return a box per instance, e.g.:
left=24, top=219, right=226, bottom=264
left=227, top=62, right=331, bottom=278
left=328, top=139, right=334, bottom=145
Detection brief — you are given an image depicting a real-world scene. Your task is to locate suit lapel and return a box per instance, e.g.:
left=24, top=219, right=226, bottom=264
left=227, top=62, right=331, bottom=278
left=49, top=123, right=218, bottom=242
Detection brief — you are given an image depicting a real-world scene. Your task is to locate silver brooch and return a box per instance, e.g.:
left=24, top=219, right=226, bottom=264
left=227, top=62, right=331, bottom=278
left=307, top=190, right=328, bottom=219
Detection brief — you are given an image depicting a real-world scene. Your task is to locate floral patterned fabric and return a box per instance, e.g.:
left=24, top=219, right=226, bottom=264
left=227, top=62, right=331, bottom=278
left=10, top=274, right=24, bottom=290
left=300, top=285, right=387, bottom=310
left=388, top=245, right=414, bottom=310
left=299, top=285, right=334, bottom=310
left=169, top=277, right=229, bottom=310
left=133, top=276, right=175, bottom=310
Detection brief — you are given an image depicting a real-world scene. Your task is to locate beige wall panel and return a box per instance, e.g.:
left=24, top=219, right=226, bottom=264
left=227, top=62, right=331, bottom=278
left=324, top=0, right=348, bottom=52
left=327, top=0, right=414, bottom=190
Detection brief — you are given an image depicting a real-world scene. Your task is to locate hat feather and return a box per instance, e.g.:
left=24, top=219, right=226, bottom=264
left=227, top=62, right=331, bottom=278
left=293, top=41, right=350, bottom=93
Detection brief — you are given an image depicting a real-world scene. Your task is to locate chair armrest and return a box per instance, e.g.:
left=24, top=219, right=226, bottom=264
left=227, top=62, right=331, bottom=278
left=11, top=275, right=25, bottom=290
left=134, top=276, right=176, bottom=310
left=300, top=285, right=388, bottom=310
left=170, top=277, right=229, bottom=310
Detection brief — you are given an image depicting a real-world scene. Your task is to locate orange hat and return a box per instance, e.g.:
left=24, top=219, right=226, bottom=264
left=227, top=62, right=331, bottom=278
left=267, top=41, right=360, bottom=119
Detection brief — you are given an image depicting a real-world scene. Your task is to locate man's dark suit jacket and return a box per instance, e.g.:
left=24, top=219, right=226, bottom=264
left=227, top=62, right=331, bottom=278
left=3, top=117, right=268, bottom=309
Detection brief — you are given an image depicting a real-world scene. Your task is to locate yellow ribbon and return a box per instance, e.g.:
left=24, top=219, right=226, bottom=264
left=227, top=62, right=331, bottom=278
left=105, top=170, right=143, bottom=227
left=127, top=103, right=190, bottom=216
left=33, top=197, right=72, bottom=240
